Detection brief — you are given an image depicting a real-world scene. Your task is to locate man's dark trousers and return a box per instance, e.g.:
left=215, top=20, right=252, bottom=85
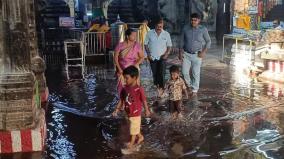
left=150, top=59, right=165, bottom=88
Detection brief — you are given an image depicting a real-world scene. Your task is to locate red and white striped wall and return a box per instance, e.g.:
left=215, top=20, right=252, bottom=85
left=0, top=110, right=46, bottom=153
left=267, top=83, right=284, bottom=98
left=268, top=60, right=284, bottom=73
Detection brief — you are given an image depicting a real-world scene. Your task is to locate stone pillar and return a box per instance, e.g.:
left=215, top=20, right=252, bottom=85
left=0, top=0, right=47, bottom=131
left=3, top=0, right=47, bottom=70
left=28, top=0, right=40, bottom=58
left=65, top=0, right=75, bottom=17
left=27, top=0, right=48, bottom=101
left=0, top=0, right=42, bottom=72
left=101, top=0, right=113, bottom=24
left=0, top=0, right=11, bottom=73
left=3, top=0, right=32, bottom=72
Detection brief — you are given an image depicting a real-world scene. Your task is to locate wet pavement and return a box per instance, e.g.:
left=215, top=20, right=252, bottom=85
left=1, top=45, right=284, bottom=159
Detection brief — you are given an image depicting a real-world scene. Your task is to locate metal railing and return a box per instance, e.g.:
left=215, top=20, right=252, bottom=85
left=70, top=29, right=85, bottom=40
left=41, top=28, right=86, bottom=65
left=82, top=32, right=106, bottom=56
left=64, top=39, right=85, bottom=80
left=63, top=31, right=109, bottom=79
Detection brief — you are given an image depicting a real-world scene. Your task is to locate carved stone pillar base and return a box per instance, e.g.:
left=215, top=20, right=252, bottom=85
left=0, top=109, right=46, bottom=153
left=0, top=73, right=36, bottom=130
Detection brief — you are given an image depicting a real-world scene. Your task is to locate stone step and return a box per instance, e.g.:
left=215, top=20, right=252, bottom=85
left=0, top=82, right=34, bottom=89
left=0, top=99, right=34, bottom=112
left=0, top=75, right=34, bottom=80
left=108, top=5, right=133, bottom=8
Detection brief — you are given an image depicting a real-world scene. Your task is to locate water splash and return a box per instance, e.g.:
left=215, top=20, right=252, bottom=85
left=43, top=64, right=284, bottom=159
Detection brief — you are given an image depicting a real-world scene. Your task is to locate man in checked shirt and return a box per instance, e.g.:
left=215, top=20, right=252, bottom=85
left=179, top=13, right=211, bottom=97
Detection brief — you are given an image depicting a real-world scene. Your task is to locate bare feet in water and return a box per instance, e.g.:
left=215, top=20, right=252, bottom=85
left=191, top=92, right=197, bottom=97
left=171, top=112, right=178, bottom=119
left=126, top=142, right=134, bottom=149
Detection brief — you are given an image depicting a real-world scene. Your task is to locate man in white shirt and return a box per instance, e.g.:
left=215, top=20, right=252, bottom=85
left=273, top=19, right=283, bottom=29
left=145, top=18, right=172, bottom=96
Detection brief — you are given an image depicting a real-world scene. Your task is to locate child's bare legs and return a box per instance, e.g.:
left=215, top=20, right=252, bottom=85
left=126, top=133, right=144, bottom=149
left=176, top=100, right=183, bottom=118
left=127, top=116, right=142, bottom=149
left=137, top=133, right=144, bottom=144
left=127, top=135, right=136, bottom=149
left=169, top=100, right=175, bottom=118
left=170, top=100, right=181, bottom=119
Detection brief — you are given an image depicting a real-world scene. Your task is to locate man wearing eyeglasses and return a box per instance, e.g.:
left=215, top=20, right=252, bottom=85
left=179, top=13, right=211, bottom=97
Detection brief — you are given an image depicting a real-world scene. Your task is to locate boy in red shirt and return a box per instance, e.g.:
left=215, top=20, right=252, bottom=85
left=112, top=66, right=151, bottom=149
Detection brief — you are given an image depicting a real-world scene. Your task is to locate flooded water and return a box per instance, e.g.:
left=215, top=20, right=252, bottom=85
left=1, top=58, right=284, bottom=159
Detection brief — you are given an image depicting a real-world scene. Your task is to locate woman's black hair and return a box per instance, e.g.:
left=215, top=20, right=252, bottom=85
left=125, top=28, right=136, bottom=40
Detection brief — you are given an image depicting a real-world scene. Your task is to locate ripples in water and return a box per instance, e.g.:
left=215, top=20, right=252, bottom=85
left=43, top=64, right=284, bottom=159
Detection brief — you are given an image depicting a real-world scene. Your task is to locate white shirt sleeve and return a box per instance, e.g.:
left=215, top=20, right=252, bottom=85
left=166, top=32, right=172, bottom=47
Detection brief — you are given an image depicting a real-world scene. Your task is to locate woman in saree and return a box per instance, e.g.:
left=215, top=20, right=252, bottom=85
left=114, top=28, right=145, bottom=95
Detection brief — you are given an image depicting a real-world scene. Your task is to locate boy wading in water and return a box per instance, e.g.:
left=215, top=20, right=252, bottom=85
left=112, top=66, right=151, bottom=150
left=165, top=65, right=188, bottom=119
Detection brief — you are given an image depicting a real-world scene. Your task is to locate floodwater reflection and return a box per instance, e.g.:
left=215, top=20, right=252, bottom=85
left=1, top=63, right=284, bottom=159
left=47, top=108, right=76, bottom=159
left=45, top=64, right=284, bottom=159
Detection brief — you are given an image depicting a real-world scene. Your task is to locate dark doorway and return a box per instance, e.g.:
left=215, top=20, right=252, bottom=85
left=216, top=0, right=231, bottom=44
